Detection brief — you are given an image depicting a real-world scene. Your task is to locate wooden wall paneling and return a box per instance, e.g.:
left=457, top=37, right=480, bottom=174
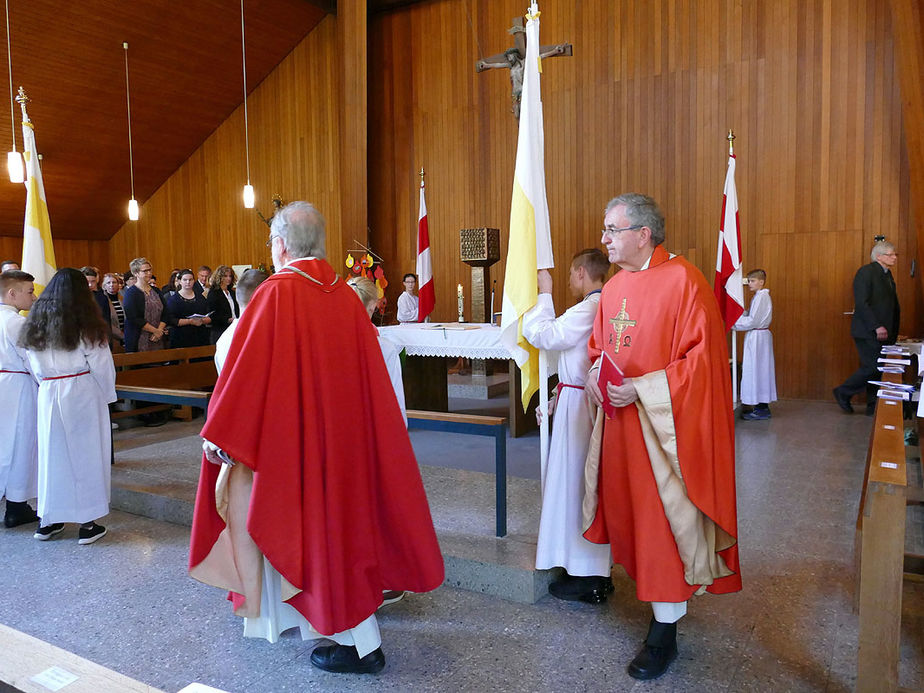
left=889, top=0, right=924, bottom=317
left=367, top=0, right=917, bottom=399
left=108, top=17, right=342, bottom=280
left=0, top=237, right=109, bottom=274
left=338, top=0, right=368, bottom=263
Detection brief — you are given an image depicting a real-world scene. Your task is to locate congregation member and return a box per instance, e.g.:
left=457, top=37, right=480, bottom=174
left=80, top=266, right=110, bottom=321
left=348, top=276, right=406, bottom=423
left=833, top=239, right=900, bottom=415
left=0, top=260, right=19, bottom=272
left=213, top=268, right=268, bottom=373
left=522, top=249, right=612, bottom=603
left=19, top=268, right=116, bottom=545
left=396, top=272, right=419, bottom=323
left=733, top=268, right=777, bottom=420
left=194, top=265, right=211, bottom=296
left=122, top=270, right=135, bottom=290
left=83, top=267, right=122, bottom=348
left=167, top=269, right=212, bottom=349
left=102, top=272, right=125, bottom=346
left=584, top=194, right=740, bottom=680
left=189, top=201, right=443, bottom=674
left=161, top=269, right=181, bottom=299
left=122, top=257, right=170, bottom=352
left=0, top=270, right=38, bottom=528
left=206, top=265, right=238, bottom=344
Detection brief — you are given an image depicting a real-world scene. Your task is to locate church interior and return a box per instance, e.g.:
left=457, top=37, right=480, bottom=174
left=0, top=0, right=923, bottom=690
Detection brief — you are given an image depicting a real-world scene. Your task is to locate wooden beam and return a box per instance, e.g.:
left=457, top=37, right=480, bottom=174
left=369, top=0, right=433, bottom=13
left=889, top=0, right=924, bottom=300
left=302, top=0, right=336, bottom=13
left=337, top=0, right=368, bottom=258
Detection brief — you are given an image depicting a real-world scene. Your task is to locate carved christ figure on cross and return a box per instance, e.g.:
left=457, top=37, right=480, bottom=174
left=475, top=16, right=572, bottom=118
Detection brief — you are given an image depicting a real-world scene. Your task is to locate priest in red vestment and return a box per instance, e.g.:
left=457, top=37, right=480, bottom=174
left=188, top=201, right=444, bottom=675
left=584, top=193, right=741, bottom=681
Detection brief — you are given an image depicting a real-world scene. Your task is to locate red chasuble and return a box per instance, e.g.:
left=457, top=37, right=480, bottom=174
left=189, top=259, right=444, bottom=636
left=586, top=246, right=741, bottom=602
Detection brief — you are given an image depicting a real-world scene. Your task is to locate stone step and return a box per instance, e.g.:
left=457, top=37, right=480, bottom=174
left=111, top=433, right=555, bottom=604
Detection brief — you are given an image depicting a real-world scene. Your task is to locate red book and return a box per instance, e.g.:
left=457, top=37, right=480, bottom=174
left=597, top=350, right=624, bottom=418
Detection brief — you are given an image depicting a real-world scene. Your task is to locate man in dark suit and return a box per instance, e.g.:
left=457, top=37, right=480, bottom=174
left=194, top=265, right=211, bottom=296
left=834, top=240, right=900, bottom=414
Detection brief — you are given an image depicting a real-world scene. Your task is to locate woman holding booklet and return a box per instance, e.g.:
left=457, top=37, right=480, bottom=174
left=167, top=269, right=212, bottom=349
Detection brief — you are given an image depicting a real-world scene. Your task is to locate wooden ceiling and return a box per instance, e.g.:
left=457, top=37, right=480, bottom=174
left=0, top=0, right=327, bottom=240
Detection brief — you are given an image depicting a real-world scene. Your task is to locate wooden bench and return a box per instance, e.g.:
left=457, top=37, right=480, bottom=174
left=0, top=622, right=163, bottom=692
left=854, top=372, right=924, bottom=692
left=406, top=409, right=509, bottom=537
left=113, top=345, right=217, bottom=421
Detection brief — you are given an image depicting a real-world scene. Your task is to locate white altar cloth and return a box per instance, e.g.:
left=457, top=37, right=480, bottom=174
left=378, top=323, right=514, bottom=360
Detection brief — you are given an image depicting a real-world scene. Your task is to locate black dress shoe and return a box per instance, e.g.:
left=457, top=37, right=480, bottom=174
left=832, top=388, right=853, bottom=414
left=627, top=618, right=678, bottom=680
left=310, top=644, right=385, bottom=674
left=3, top=501, right=38, bottom=528
left=549, top=574, right=614, bottom=604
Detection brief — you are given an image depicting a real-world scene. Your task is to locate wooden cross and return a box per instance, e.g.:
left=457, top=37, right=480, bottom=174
left=609, top=298, right=637, bottom=353
left=475, top=16, right=572, bottom=118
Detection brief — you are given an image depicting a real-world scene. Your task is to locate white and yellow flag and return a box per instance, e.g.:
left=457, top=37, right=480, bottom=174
left=500, top=2, right=554, bottom=412
left=20, top=112, right=55, bottom=293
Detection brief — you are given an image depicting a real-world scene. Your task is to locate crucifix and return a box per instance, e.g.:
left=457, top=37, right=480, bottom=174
left=474, top=16, right=572, bottom=118
left=609, top=298, right=636, bottom=353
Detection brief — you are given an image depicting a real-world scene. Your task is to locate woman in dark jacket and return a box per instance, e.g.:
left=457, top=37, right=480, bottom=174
left=122, top=257, right=171, bottom=352
left=167, top=269, right=211, bottom=348
left=206, top=265, right=239, bottom=344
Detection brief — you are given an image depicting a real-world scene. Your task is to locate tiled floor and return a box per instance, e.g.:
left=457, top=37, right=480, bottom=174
left=0, top=399, right=921, bottom=692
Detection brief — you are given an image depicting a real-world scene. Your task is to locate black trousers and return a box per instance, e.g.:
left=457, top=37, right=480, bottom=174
left=838, top=337, right=882, bottom=399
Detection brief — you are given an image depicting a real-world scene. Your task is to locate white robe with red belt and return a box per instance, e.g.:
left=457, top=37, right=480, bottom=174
left=25, top=340, right=116, bottom=524
left=0, top=304, right=38, bottom=502
left=523, top=292, right=611, bottom=576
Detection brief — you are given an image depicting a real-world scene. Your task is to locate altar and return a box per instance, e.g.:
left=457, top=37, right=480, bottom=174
left=379, top=323, right=540, bottom=437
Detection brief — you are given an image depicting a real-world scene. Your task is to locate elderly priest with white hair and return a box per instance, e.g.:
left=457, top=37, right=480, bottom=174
left=189, top=201, right=444, bottom=675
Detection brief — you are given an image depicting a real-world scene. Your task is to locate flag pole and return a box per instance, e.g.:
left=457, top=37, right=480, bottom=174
left=727, top=130, right=739, bottom=408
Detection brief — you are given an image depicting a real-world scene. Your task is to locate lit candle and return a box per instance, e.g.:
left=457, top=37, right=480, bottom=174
left=457, top=283, right=465, bottom=322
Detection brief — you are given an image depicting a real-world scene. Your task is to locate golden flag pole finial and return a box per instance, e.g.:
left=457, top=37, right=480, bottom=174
left=15, top=86, right=30, bottom=123
left=419, top=167, right=425, bottom=186
left=727, top=129, right=735, bottom=156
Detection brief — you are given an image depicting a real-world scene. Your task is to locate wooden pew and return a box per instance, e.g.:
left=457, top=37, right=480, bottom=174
left=112, top=345, right=217, bottom=420
left=406, top=409, right=509, bottom=537
left=0, top=622, right=163, bottom=692
left=854, top=376, right=923, bottom=693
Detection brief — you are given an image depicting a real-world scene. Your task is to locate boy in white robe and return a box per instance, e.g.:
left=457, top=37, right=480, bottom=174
left=522, top=249, right=613, bottom=603
left=0, top=270, right=39, bottom=528
left=214, top=269, right=269, bottom=374
left=733, top=269, right=777, bottom=420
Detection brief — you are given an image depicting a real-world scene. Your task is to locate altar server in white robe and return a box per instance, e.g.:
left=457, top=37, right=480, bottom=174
left=733, top=269, right=777, bottom=420
left=349, top=277, right=406, bottom=424
left=19, top=268, right=116, bottom=545
left=0, top=270, right=39, bottom=528
left=522, top=249, right=614, bottom=603
left=214, top=269, right=269, bottom=375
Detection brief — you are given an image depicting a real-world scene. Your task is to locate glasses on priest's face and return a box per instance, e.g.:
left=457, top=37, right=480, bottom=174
left=601, top=225, right=643, bottom=240
left=266, top=234, right=279, bottom=247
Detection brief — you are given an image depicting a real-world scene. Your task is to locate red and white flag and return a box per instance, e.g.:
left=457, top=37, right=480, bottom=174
left=416, top=178, right=434, bottom=322
left=714, top=154, right=744, bottom=331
